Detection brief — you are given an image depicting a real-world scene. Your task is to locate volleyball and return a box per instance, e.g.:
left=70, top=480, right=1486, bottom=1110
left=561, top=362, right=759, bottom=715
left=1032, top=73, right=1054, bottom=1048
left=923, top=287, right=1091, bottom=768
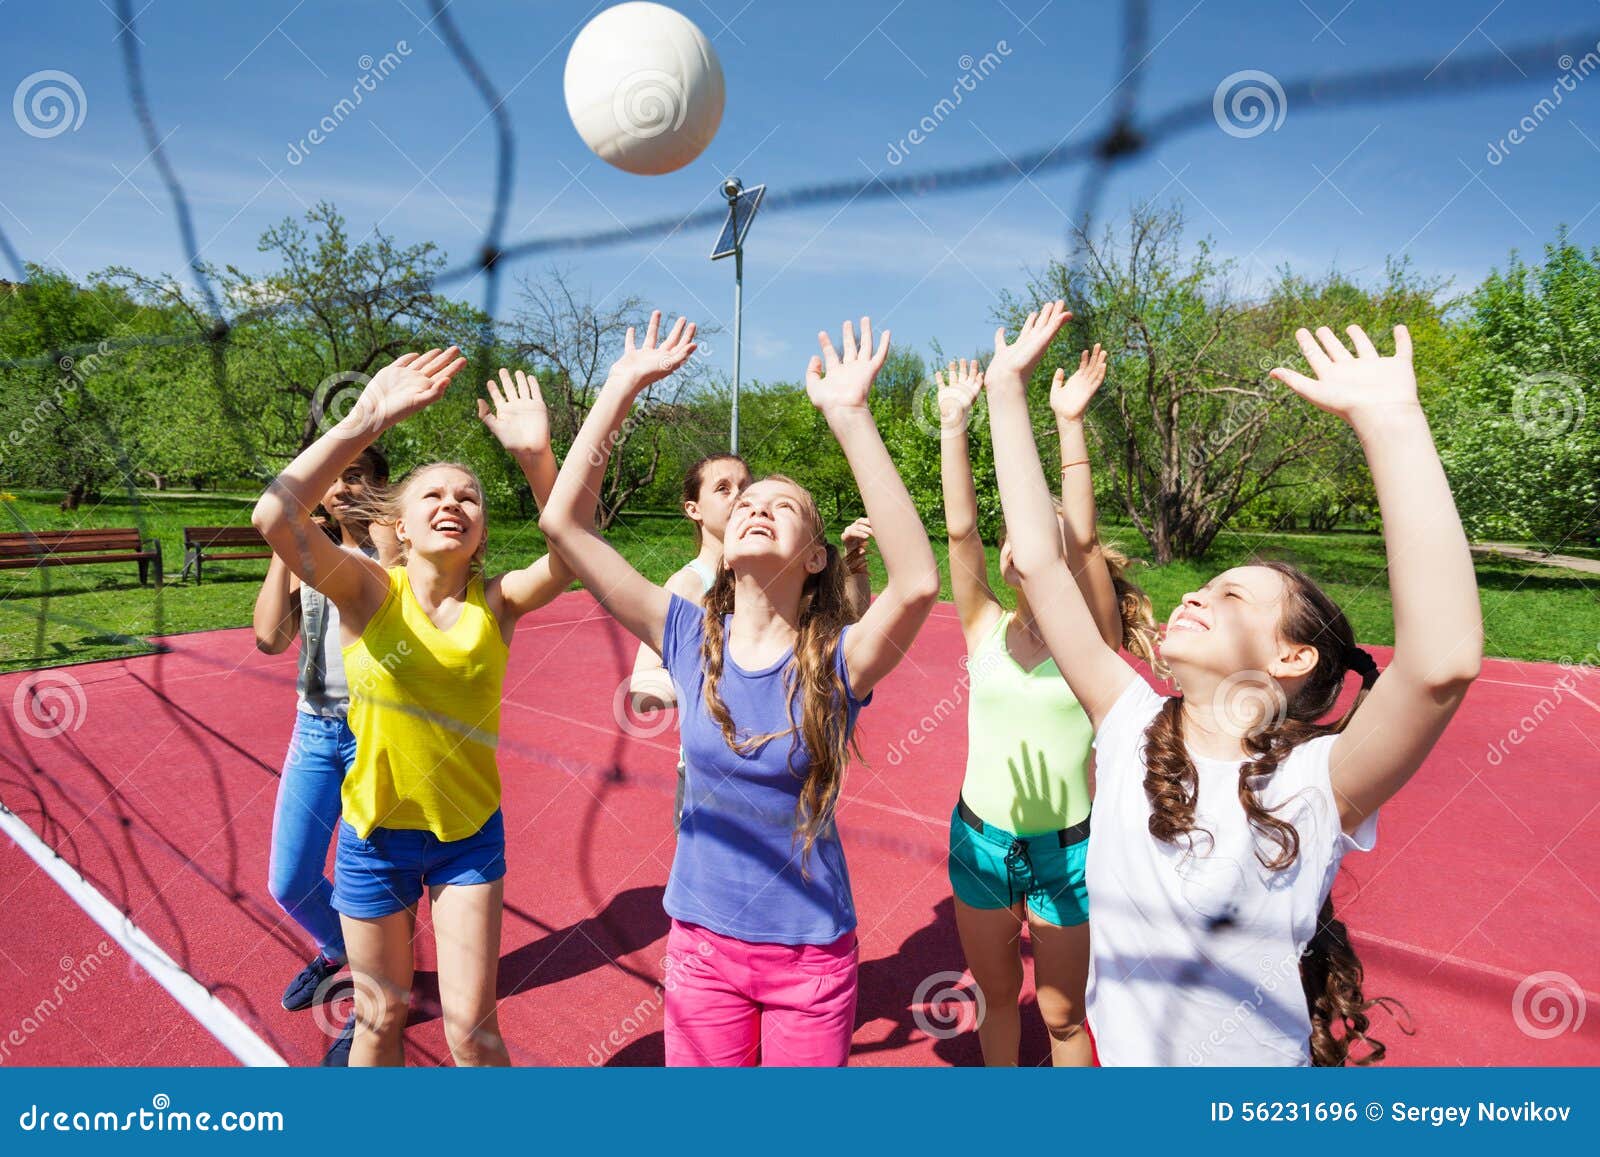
left=563, top=2, right=726, bottom=176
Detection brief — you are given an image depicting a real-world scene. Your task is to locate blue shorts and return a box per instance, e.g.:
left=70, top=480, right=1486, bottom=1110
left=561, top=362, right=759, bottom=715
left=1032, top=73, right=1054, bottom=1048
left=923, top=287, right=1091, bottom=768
left=947, top=802, right=1090, bottom=927
left=332, top=810, right=507, bottom=919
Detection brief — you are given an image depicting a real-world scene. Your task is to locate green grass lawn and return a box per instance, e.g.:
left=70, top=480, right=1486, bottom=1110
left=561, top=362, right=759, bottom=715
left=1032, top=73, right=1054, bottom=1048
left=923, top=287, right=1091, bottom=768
left=2, top=490, right=1595, bottom=672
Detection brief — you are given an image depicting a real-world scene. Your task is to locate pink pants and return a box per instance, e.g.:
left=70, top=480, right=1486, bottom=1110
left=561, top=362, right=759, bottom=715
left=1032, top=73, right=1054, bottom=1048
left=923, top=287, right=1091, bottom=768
left=662, top=919, right=859, bottom=1067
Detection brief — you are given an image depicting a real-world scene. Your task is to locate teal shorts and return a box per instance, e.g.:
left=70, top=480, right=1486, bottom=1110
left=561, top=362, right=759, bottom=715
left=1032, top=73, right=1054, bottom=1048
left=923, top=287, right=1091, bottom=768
left=947, top=801, right=1090, bottom=927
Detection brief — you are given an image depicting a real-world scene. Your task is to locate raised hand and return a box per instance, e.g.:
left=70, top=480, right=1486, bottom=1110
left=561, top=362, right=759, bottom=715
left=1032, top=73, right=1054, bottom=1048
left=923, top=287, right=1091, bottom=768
left=934, top=358, right=984, bottom=433
left=348, top=347, right=467, bottom=435
left=1269, top=325, right=1417, bottom=425
left=478, top=368, right=551, bottom=456
left=609, top=310, right=698, bottom=392
left=806, top=317, right=890, bottom=413
left=988, top=300, right=1072, bottom=385
left=1050, top=344, right=1108, bottom=421
left=840, top=516, right=874, bottom=574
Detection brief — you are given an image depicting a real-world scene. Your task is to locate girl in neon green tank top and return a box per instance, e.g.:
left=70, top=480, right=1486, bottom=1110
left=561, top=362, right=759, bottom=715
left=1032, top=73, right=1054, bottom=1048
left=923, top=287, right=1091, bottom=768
left=937, top=352, right=1158, bottom=1067
left=253, top=348, right=702, bottom=1067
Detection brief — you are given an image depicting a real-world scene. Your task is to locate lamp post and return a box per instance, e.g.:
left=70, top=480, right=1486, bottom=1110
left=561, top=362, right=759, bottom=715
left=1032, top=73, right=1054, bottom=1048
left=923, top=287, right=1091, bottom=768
left=711, top=177, right=765, bottom=455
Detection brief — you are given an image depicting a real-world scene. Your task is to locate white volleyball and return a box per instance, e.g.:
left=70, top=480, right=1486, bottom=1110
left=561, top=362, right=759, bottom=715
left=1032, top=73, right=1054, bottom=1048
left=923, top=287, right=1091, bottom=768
left=563, top=2, right=726, bottom=176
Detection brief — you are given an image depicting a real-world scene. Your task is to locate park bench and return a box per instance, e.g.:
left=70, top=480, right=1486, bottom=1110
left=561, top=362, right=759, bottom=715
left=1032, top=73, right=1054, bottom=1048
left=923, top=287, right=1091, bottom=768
left=0, top=528, right=164, bottom=585
left=181, top=526, right=272, bottom=583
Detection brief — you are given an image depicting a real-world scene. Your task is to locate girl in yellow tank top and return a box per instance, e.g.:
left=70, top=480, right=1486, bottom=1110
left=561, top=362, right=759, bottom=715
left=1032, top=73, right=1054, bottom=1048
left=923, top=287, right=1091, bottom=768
left=936, top=352, right=1158, bottom=1068
left=341, top=565, right=508, bottom=841
left=252, top=351, right=624, bottom=1068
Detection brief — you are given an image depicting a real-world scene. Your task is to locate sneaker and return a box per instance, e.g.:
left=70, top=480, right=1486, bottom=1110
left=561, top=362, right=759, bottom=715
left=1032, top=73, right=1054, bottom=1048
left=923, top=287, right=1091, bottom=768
left=320, top=1015, right=355, bottom=1067
left=280, top=953, right=345, bottom=1012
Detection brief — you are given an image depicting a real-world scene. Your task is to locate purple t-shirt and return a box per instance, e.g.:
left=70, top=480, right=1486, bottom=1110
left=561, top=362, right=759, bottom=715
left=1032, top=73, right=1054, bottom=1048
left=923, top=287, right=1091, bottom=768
left=660, top=593, right=870, bottom=945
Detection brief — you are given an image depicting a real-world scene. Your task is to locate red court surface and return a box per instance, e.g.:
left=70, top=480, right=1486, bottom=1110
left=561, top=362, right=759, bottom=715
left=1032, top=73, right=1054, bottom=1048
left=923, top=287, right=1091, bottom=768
left=2, top=591, right=1597, bottom=1067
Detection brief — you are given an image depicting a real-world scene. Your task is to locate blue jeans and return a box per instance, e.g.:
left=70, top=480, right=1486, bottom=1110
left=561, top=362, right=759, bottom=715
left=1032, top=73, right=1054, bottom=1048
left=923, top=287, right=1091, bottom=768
left=268, top=712, right=356, bottom=958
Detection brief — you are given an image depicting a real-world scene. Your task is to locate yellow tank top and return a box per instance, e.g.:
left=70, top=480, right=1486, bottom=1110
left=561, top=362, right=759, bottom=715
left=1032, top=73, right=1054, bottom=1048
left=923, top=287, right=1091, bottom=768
left=341, top=566, right=509, bottom=840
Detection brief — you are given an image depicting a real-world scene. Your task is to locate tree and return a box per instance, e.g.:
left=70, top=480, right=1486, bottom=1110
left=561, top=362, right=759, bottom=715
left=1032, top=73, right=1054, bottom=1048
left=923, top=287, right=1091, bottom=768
left=1435, top=232, right=1600, bottom=548
left=0, top=267, right=163, bottom=507
left=112, top=202, right=464, bottom=463
left=1011, top=204, right=1444, bottom=562
left=508, top=268, right=706, bottom=528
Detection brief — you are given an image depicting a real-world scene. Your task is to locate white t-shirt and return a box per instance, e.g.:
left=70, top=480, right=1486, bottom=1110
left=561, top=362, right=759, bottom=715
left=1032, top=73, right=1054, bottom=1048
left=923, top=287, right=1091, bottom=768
left=1085, top=676, right=1378, bottom=1066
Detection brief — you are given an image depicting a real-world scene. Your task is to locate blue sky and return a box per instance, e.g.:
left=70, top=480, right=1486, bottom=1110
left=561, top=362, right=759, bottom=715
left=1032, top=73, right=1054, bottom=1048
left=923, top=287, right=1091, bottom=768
left=6, top=0, right=1600, bottom=384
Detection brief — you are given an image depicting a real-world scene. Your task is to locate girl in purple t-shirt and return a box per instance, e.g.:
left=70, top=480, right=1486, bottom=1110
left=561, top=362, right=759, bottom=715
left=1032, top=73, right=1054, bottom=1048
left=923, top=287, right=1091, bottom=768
left=542, top=312, right=940, bottom=1066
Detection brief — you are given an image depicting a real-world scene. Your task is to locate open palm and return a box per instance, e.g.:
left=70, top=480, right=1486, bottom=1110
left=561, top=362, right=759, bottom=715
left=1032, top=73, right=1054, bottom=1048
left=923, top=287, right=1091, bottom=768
left=989, top=299, right=1072, bottom=384
left=350, top=347, right=467, bottom=436
left=478, top=368, right=550, bottom=455
left=1051, top=344, right=1108, bottom=421
left=806, top=317, right=890, bottom=411
left=1270, top=325, right=1416, bottom=422
left=610, top=310, right=698, bottom=391
left=934, top=358, right=984, bottom=431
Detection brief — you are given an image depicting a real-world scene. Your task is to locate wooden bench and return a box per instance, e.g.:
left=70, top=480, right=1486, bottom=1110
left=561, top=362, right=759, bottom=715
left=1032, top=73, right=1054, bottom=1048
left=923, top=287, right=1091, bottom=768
left=0, top=528, right=164, bottom=585
left=181, top=526, right=272, bottom=583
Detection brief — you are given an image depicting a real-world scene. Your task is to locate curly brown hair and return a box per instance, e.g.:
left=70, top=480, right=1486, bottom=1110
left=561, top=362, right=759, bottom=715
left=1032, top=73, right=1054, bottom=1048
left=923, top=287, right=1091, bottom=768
left=695, top=475, right=859, bottom=871
left=1101, top=543, right=1164, bottom=677
left=1142, top=559, right=1401, bottom=1065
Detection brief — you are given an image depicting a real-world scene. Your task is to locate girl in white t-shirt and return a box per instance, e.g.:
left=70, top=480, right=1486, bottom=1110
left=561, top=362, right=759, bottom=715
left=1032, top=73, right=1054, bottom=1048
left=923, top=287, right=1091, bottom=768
left=981, top=304, right=1482, bottom=1066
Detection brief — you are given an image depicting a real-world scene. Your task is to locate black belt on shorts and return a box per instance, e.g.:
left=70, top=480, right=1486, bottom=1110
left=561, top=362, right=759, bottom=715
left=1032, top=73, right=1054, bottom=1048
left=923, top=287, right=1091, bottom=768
left=957, top=795, right=1090, bottom=848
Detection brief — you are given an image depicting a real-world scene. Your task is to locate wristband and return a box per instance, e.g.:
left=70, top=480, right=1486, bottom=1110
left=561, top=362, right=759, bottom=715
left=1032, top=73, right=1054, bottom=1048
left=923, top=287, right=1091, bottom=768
left=1060, top=458, right=1090, bottom=470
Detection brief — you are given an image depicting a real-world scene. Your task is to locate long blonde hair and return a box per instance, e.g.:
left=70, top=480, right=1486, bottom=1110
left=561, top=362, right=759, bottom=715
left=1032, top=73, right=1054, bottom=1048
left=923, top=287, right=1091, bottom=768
left=696, top=475, right=859, bottom=867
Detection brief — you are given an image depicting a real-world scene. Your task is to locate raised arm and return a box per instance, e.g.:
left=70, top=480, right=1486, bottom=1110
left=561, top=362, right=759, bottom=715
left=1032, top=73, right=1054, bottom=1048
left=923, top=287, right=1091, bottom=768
left=1050, top=345, right=1123, bottom=651
left=539, top=312, right=697, bottom=654
left=936, top=359, right=1001, bottom=640
left=252, top=348, right=467, bottom=631
left=809, top=319, right=940, bottom=698
left=984, top=303, right=1135, bottom=725
left=479, top=368, right=558, bottom=511
left=252, top=551, right=303, bottom=654
left=1270, top=325, right=1482, bottom=832
left=480, top=367, right=574, bottom=629
left=627, top=565, right=706, bottom=711
left=839, top=517, right=874, bottom=623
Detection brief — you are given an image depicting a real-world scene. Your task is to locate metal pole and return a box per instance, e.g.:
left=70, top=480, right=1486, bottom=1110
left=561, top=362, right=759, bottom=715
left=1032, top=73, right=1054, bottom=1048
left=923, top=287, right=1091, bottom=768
left=731, top=243, right=743, bottom=455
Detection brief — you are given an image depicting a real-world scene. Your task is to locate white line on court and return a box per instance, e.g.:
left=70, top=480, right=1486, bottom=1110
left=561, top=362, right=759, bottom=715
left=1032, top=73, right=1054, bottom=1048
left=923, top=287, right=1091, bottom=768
left=0, top=802, right=287, bottom=1067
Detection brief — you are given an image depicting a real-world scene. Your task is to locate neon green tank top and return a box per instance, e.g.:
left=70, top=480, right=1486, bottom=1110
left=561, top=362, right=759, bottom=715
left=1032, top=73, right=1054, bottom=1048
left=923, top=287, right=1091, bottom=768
left=959, top=610, right=1093, bottom=834
left=341, top=567, right=509, bottom=840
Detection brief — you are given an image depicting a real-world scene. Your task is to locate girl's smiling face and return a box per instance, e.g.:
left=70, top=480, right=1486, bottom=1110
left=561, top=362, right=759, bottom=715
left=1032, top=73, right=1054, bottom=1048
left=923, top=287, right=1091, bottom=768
left=1159, top=565, right=1293, bottom=675
left=320, top=463, right=376, bottom=523
left=722, top=477, right=826, bottom=576
left=396, top=465, right=486, bottom=563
